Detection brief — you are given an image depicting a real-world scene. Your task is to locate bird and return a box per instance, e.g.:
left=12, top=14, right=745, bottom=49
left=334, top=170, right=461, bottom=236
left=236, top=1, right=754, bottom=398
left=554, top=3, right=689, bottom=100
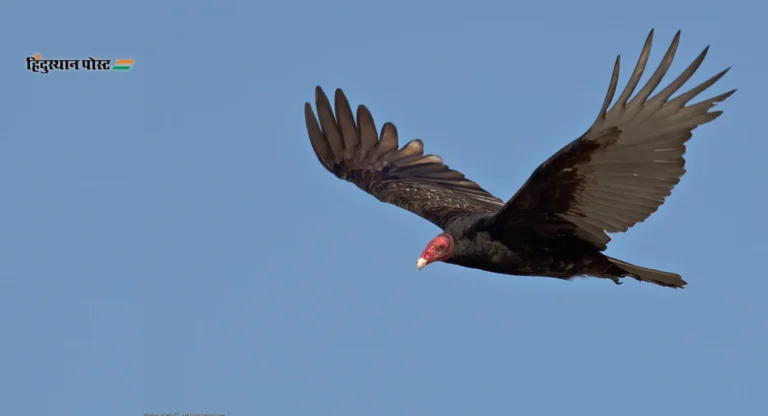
left=303, top=29, right=734, bottom=288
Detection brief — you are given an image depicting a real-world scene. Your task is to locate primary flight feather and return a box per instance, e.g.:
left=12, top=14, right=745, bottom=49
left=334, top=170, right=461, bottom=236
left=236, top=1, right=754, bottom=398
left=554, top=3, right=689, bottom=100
left=304, top=29, right=735, bottom=288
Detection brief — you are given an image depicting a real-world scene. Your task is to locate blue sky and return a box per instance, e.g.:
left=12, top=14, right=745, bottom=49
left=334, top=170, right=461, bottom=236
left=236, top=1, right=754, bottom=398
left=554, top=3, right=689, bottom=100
left=1, top=0, right=765, bottom=415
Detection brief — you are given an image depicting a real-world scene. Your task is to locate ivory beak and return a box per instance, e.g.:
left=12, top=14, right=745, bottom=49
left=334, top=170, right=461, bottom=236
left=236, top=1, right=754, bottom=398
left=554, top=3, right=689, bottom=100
left=416, top=257, right=428, bottom=270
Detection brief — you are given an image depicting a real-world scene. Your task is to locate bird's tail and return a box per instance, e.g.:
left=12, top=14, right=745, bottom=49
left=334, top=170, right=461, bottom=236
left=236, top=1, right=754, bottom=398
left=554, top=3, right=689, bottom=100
left=606, top=256, right=687, bottom=288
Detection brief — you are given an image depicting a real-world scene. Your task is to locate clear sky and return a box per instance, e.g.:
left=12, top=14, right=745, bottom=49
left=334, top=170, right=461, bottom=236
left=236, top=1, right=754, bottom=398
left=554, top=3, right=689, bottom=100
left=1, top=0, right=765, bottom=415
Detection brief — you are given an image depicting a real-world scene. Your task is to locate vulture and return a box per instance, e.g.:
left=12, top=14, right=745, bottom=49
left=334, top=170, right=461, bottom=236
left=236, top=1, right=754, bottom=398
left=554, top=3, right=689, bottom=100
left=303, top=30, right=734, bottom=288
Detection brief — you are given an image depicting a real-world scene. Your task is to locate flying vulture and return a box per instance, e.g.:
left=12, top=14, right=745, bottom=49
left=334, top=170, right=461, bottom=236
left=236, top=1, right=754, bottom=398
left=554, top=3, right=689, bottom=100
left=303, top=30, right=734, bottom=288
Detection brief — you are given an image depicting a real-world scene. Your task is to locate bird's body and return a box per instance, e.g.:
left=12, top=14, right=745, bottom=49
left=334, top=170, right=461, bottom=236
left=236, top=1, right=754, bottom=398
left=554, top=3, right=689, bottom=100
left=444, top=215, right=597, bottom=276
left=442, top=214, right=635, bottom=285
left=303, top=30, right=735, bottom=288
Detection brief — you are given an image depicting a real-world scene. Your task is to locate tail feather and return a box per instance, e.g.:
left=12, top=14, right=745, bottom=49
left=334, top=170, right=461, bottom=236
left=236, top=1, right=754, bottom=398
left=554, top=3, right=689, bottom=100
left=606, top=256, right=687, bottom=288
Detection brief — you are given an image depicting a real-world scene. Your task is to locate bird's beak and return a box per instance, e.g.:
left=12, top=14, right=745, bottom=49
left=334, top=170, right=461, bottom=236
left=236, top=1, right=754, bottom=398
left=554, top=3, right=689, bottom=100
left=416, top=257, right=428, bottom=270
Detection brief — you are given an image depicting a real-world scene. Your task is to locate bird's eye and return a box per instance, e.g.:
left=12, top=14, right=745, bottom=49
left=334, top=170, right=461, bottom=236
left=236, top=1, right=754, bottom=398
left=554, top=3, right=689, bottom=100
left=438, top=244, right=445, bottom=250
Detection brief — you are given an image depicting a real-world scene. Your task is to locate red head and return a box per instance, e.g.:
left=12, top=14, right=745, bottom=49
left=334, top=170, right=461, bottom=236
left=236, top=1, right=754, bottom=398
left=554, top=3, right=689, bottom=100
left=416, top=233, right=454, bottom=270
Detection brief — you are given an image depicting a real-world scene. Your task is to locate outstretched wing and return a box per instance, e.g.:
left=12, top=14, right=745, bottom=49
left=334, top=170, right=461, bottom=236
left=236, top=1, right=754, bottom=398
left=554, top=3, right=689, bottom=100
left=491, top=29, right=735, bottom=249
left=305, top=86, right=504, bottom=229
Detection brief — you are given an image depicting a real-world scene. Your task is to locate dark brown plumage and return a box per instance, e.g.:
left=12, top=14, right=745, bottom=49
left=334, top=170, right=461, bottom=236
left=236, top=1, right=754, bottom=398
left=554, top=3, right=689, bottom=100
left=303, top=29, right=735, bottom=288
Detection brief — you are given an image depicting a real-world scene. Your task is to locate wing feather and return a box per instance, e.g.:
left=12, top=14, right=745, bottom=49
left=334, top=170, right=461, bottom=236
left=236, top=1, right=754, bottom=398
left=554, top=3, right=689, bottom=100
left=357, top=105, right=379, bottom=160
left=305, top=86, right=503, bottom=228
left=491, top=29, right=735, bottom=249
